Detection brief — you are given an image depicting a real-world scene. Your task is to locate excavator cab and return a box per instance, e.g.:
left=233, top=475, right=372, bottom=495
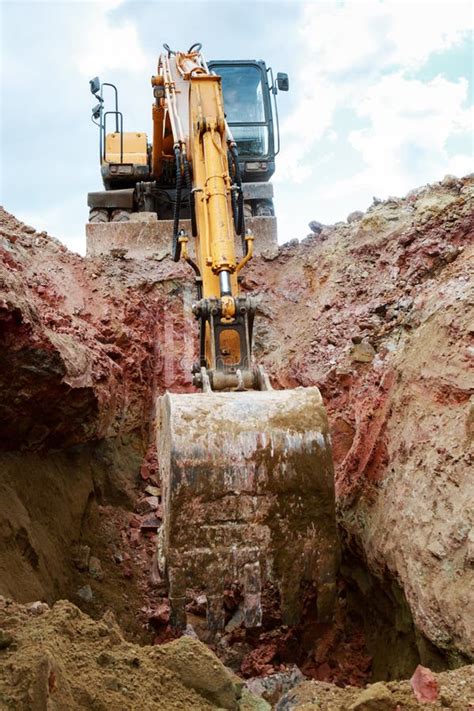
left=208, top=60, right=288, bottom=186
left=208, top=60, right=288, bottom=217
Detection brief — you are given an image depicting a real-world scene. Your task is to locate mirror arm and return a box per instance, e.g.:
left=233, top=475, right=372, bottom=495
left=267, top=67, right=281, bottom=156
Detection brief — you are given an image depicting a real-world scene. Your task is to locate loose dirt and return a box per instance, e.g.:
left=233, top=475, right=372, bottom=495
left=0, top=598, right=248, bottom=710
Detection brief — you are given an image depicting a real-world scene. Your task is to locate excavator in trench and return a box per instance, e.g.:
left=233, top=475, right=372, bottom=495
left=88, top=44, right=339, bottom=632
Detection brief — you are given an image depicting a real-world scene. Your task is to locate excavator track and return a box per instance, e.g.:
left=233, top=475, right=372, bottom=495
left=158, top=386, right=339, bottom=631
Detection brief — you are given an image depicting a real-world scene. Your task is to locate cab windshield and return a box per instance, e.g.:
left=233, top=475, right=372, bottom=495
left=215, top=64, right=268, bottom=157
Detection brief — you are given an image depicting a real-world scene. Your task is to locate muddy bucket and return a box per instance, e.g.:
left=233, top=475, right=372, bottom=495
left=157, top=387, right=339, bottom=631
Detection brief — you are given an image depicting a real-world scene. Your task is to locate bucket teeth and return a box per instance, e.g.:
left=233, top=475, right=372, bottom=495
left=168, top=568, right=186, bottom=629
left=207, top=594, right=226, bottom=632
left=243, top=561, right=262, bottom=628
left=158, top=387, right=339, bottom=633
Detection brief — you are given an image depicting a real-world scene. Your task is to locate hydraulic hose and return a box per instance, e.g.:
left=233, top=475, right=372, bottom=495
left=183, top=154, right=197, bottom=237
left=172, top=146, right=182, bottom=262
left=229, top=145, right=246, bottom=252
left=229, top=149, right=239, bottom=233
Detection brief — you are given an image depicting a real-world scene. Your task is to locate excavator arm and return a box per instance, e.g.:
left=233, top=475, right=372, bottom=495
left=147, top=44, right=339, bottom=634
left=152, top=45, right=263, bottom=392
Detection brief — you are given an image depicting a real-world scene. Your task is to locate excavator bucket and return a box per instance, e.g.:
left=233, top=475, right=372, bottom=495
left=157, top=386, right=339, bottom=632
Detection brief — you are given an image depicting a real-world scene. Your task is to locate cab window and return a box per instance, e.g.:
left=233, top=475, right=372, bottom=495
left=213, top=64, right=268, bottom=157
left=218, top=65, right=265, bottom=123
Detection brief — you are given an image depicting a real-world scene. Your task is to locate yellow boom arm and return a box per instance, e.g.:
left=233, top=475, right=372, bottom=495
left=151, top=46, right=258, bottom=391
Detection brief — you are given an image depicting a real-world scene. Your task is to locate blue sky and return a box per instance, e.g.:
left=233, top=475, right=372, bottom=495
left=1, top=0, right=472, bottom=253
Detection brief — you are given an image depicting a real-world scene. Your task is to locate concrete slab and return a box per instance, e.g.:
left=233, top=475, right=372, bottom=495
left=86, top=217, right=279, bottom=260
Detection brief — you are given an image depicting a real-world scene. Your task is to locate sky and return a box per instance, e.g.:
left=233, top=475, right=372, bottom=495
left=1, top=0, right=472, bottom=254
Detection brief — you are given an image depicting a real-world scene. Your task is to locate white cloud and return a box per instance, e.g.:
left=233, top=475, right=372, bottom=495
left=330, top=72, right=472, bottom=199
left=275, top=77, right=340, bottom=182
left=382, top=0, right=473, bottom=69
left=74, top=2, right=147, bottom=77
left=301, top=0, right=473, bottom=75
left=350, top=72, right=472, bottom=161
left=278, top=0, right=473, bottom=221
left=317, top=76, right=472, bottom=205
left=314, top=73, right=472, bottom=207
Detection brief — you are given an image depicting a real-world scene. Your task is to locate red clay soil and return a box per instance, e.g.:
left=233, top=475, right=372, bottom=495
left=0, top=173, right=472, bottom=693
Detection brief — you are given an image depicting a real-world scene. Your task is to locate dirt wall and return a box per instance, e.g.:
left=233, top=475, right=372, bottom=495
left=0, top=174, right=472, bottom=683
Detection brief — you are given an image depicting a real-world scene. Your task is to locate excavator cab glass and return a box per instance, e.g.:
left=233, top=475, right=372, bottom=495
left=208, top=60, right=279, bottom=181
left=217, top=65, right=268, bottom=156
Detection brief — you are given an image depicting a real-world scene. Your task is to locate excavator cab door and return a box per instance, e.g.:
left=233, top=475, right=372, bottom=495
left=208, top=60, right=276, bottom=183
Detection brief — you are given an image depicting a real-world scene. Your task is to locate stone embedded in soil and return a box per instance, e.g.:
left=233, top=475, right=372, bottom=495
left=186, top=593, right=208, bottom=617
left=239, top=688, right=272, bottom=710
left=241, top=640, right=278, bottom=677
left=76, top=584, right=93, bottom=602
left=245, top=666, right=305, bottom=706
left=147, top=601, right=170, bottom=627
left=88, top=555, right=104, bottom=580
left=184, top=623, right=199, bottom=639
left=72, top=544, right=91, bottom=572
left=350, top=341, right=376, bottom=363
left=348, top=681, right=394, bottom=710
left=309, top=220, right=324, bottom=234
left=137, top=495, right=160, bottom=513
left=347, top=210, right=364, bottom=223
left=150, top=635, right=242, bottom=709
left=145, top=485, right=161, bottom=497
left=27, top=601, right=49, bottom=616
left=104, top=675, right=120, bottom=690
left=226, top=605, right=245, bottom=632
left=410, top=664, right=440, bottom=702
left=140, top=515, right=161, bottom=531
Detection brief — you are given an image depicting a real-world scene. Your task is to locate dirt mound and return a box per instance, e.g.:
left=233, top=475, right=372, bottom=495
left=0, top=207, right=192, bottom=451
left=1, top=597, right=471, bottom=711
left=0, top=597, right=252, bottom=710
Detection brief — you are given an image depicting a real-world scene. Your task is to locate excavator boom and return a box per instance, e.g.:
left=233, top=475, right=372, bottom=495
left=154, top=47, right=259, bottom=390
left=87, top=44, right=339, bottom=633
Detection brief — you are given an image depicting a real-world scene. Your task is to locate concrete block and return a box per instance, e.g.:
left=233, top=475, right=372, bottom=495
left=86, top=217, right=278, bottom=260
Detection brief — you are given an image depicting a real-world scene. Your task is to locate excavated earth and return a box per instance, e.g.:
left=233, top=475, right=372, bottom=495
left=0, top=173, right=473, bottom=709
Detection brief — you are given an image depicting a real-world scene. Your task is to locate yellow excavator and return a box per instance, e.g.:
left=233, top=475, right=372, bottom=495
left=88, top=44, right=339, bottom=632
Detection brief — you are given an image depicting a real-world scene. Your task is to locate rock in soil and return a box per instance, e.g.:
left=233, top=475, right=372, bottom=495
left=275, top=665, right=474, bottom=710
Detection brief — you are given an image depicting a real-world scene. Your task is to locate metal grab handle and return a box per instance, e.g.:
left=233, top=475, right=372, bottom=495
left=103, top=111, right=123, bottom=163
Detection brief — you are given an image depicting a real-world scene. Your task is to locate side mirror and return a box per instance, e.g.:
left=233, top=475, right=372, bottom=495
left=89, top=76, right=101, bottom=95
left=91, top=103, right=102, bottom=120
left=276, top=72, right=289, bottom=92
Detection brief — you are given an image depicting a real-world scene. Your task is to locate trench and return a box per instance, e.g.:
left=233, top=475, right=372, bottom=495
left=0, top=434, right=459, bottom=687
